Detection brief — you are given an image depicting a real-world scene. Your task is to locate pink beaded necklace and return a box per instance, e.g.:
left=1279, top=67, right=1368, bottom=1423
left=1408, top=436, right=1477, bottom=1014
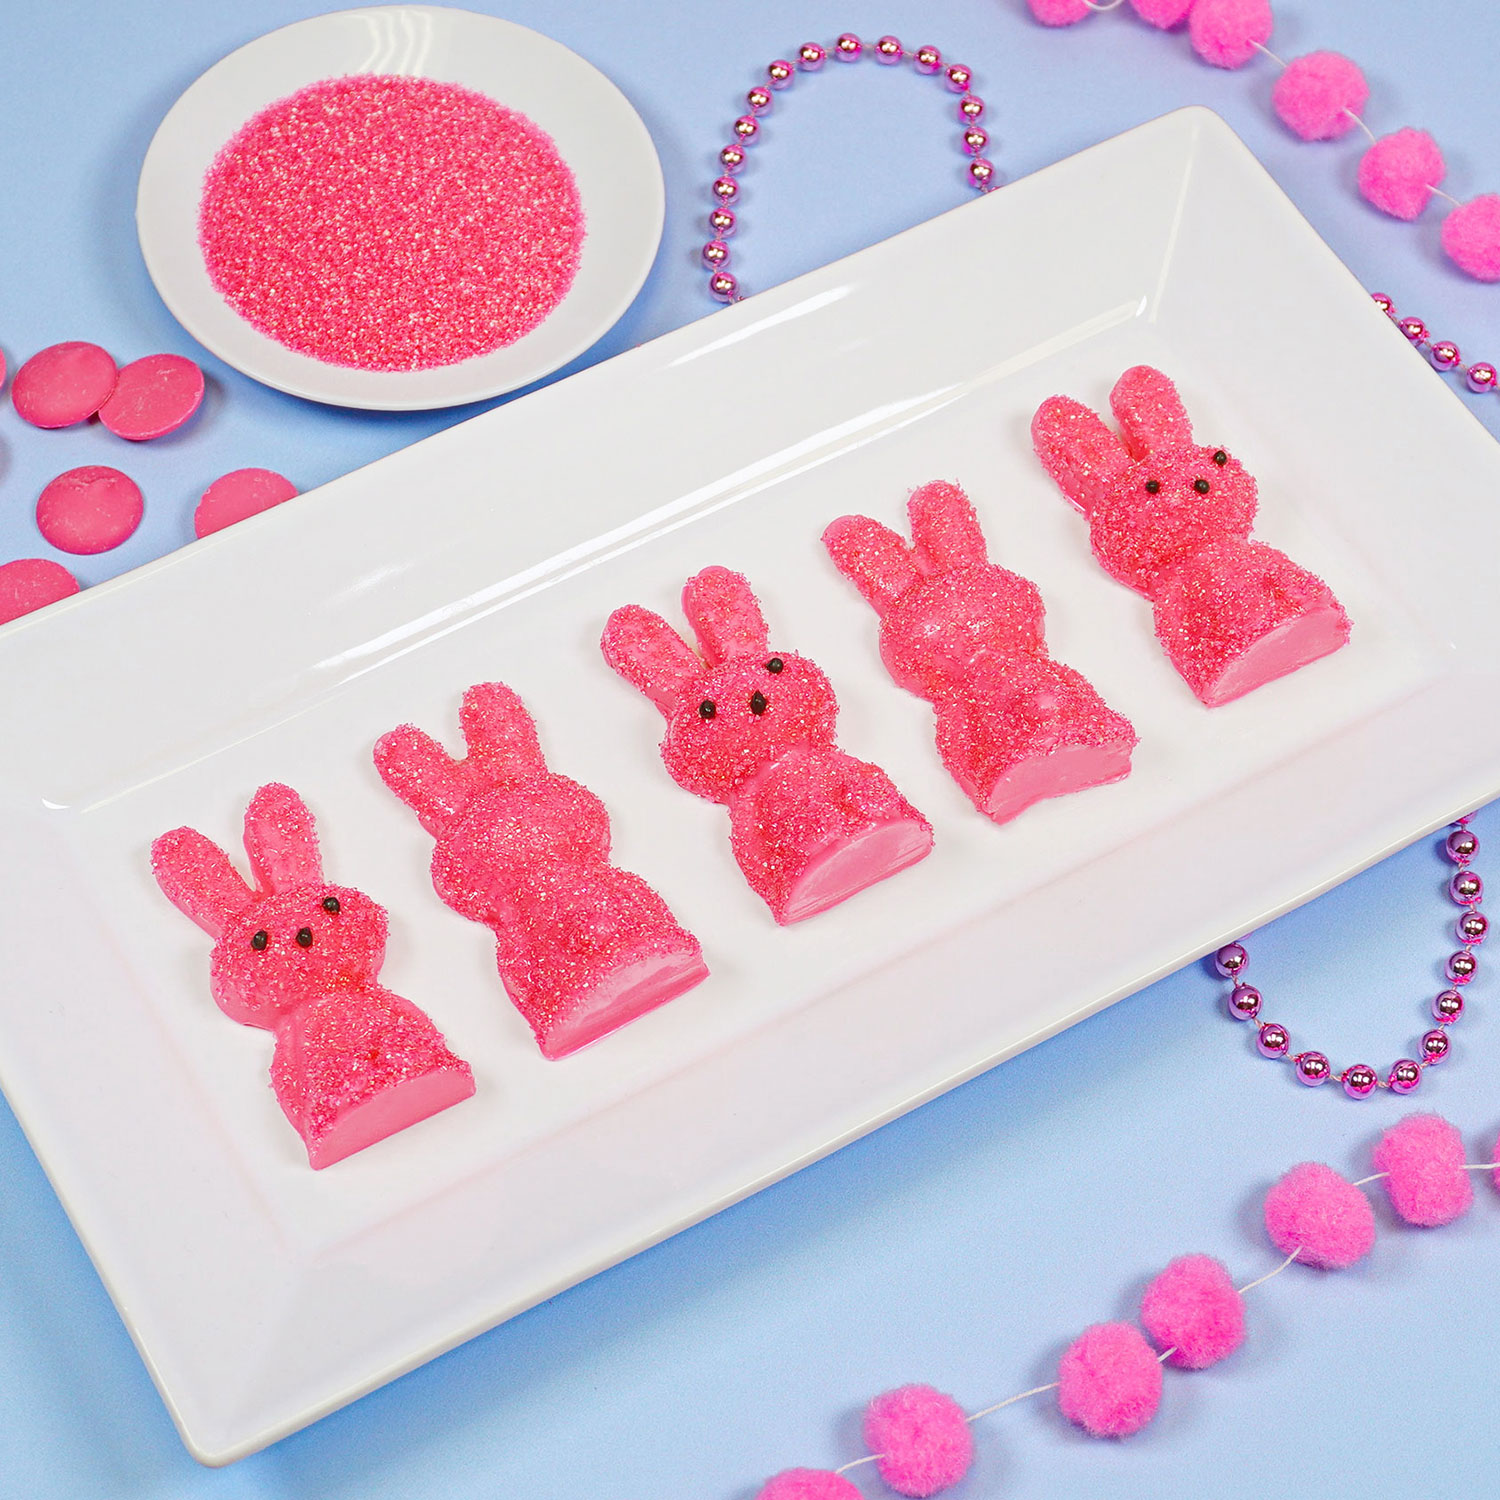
left=1214, top=817, right=1484, bottom=1097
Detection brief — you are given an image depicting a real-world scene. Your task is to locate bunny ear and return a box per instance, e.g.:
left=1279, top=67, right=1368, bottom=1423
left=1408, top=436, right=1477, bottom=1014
left=243, top=782, right=322, bottom=893
left=908, top=481, right=989, bottom=574
left=459, top=681, right=548, bottom=784
left=1109, top=365, right=1193, bottom=459
left=151, top=826, right=255, bottom=938
left=373, top=725, right=471, bottom=837
left=601, top=604, right=702, bottom=714
left=682, top=566, right=769, bottom=665
left=1030, top=395, right=1132, bottom=516
left=822, top=514, right=918, bottom=613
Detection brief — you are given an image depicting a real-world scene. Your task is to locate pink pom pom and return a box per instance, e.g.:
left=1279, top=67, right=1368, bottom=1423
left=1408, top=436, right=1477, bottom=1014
left=1129, top=0, right=1194, bottom=27
left=1358, top=129, right=1445, bottom=220
left=1057, top=1323, right=1163, bottom=1438
left=1371, top=1113, right=1474, bottom=1227
left=863, top=1385, right=973, bottom=1497
left=1140, top=1254, right=1245, bottom=1369
left=1442, top=194, right=1500, bottom=281
left=1189, top=0, right=1272, bottom=69
left=757, top=1471, right=862, bottom=1500
left=1264, top=1162, right=1375, bottom=1269
left=1028, top=0, right=1092, bottom=24
left=1272, top=52, right=1369, bottom=141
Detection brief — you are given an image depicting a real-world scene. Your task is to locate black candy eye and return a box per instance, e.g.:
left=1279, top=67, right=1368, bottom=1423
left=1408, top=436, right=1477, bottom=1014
left=1194, top=478, right=1211, bottom=494
left=251, top=930, right=269, bottom=951
left=765, top=657, right=784, bottom=674
left=1144, top=479, right=1160, bottom=494
left=322, top=895, right=341, bottom=914
left=749, top=690, right=769, bottom=716
left=296, top=927, right=314, bottom=949
left=1213, top=449, right=1228, bottom=465
left=699, top=699, right=717, bottom=720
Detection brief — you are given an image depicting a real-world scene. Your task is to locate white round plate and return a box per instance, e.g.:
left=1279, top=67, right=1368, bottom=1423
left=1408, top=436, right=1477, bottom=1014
left=136, top=5, right=664, bottom=411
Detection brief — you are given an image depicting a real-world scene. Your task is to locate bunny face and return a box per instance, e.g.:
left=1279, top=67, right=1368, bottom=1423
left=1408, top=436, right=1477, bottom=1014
left=602, top=566, right=841, bottom=803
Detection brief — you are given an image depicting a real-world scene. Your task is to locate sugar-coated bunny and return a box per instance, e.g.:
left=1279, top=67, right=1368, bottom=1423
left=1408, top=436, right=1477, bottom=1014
left=374, top=682, right=708, bottom=1059
left=824, top=481, right=1137, bottom=822
left=602, top=566, right=933, bottom=924
left=151, top=783, right=474, bottom=1169
left=1031, top=365, right=1350, bottom=706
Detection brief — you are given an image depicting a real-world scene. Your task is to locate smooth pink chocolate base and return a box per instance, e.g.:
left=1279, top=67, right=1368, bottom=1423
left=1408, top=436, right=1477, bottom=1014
left=538, top=945, right=711, bottom=1060
left=305, top=1064, right=476, bottom=1169
left=779, top=818, right=935, bottom=925
left=980, top=739, right=1136, bottom=823
left=1199, top=605, right=1351, bottom=707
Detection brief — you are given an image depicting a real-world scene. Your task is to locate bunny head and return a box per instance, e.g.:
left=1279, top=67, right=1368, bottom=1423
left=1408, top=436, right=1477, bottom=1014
left=1031, top=366, right=1258, bottom=593
left=824, top=480, right=1045, bottom=696
left=602, top=566, right=838, bottom=802
left=151, top=783, right=387, bottom=1029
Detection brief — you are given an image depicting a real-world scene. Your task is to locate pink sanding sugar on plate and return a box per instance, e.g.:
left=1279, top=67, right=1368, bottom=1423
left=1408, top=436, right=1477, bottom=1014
left=198, top=75, right=586, bottom=371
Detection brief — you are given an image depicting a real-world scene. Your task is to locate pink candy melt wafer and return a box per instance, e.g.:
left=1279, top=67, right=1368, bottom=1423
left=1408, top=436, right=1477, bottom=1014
left=195, top=468, right=298, bottom=537
left=12, top=341, right=118, bottom=428
left=0, top=558, right=80, bottom=625
left=98, top=353, right=205, bottom=440
left=37, top=466, right=144, bottom=554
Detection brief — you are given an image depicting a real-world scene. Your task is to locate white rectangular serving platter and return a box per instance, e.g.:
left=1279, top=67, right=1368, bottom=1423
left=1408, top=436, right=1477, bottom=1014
left=3, top=107, right=1500, bottom=1464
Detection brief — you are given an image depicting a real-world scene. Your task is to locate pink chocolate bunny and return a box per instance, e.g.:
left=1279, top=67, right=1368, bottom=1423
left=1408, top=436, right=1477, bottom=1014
left=824, top=480, right=1137, bottom=823
left=1031, top=365, right=1350, bottom=706
left=374, top=682, right=708, bottom=1059
left=602, top=565, right=934, bottom=924
left=151, top=783, right=474, bottom=1169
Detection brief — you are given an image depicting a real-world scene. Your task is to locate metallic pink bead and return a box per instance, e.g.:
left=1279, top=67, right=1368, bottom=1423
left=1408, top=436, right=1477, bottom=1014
left=914, top=44, right=942, bottom=75
left=1458, top=909, right=1489, bottom=943
left=1371, top=292, right=1396, bottom=316
left=1422, top=1028, right=1451, bottom=1063
left=733, top=115, right=760, bottom=144
left=1467, top=361, right=1498, bottom=393
left=1213, top=943, right=1249, bottom=978
left=1446, top=827, right=1479, bottom=863
left=1447, top=949, right=1478, bottom=984
left=962, top=126, right=989, bottom=155
left=875, top=35, right=904, bottom=64
left=709, top=271, right=739, bottom=303
left=1389, top=1058, right=1422, bottom=1093
left=709, top=207, right=736, bottom=238
left=797, top=41, right=826, bottom=71
left=1430, top=340, right=1463, bottom=372
left=712, top=176, right=739, bottom=203
left=959, top=95, right=986, bottom=124
left=945, top=64, right=973, bottom=93
left=1433, top=989, right=1465, bottom=1023
left=746, top=86, right=773, bottom=114
left=835, top=32, right=862, bottom=61
left=1342, top=1063, right=1378, bottom=1099
left=1294, top=1051, right=1331, bottom=1086
left=1228, top=984, right=1262, bottom=1021
left=1257, top=1021, right=1290, bottom=1058
left=767, top=59, right=795, bottom=89
left=719, top=143, right=747, bottom=174
left=968, top=157, right=998, bottom=191
left=1451, top=869, right=1483, bottom=903
left=1398, top=316, right=1428, bottom=345
left=701, top=240, right=730, bottom=270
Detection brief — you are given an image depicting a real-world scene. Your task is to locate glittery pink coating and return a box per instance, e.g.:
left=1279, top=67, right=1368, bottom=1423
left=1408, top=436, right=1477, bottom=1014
left=97, top=353, right=204, bottom=440
left=824, top=481, right=1136, bottom=822
left=1358, top=129, right=1445, bottom=221
left=863, top=1384, right=973, bottom=1497
left=1263, top=1162, right=1375, bottom=1269
left=1031, top=366, right=1350, bottom=706
left=36, top=465, right=143, bottom=555
left=0, top=558, right=79, bottom=625
left=1271, top=52, right=1370, bottom=141
left=199, top=75, right=585, bottom=371
left=194, top=468, right=299, bottom=538
left=374, top=682, right=706, bottom=1059
left=603, top=567, right=933, bottom=924
left=150, top=782, right=473, bottom=1168
left=1371, top=1112, right=1474, bottom=1227
left=1056, top=1322, right=1163, bottom=1438
left=1139, top=1254, right=1245, bottom=1369
left=10, top=341, right=117, bottom=428
left=756, top=1472, right=862, bottom=1500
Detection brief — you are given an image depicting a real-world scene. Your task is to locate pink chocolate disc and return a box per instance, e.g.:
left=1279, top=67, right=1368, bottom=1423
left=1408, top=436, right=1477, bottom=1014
left=0, top=558, right=80, bottom=624
left=11, top=341, right=118, bottom=428
left=194, top=467, right=298, bottom=537
left=37, top=466, right=144, bottom=554
left=98, top=353, right=204, bottom=440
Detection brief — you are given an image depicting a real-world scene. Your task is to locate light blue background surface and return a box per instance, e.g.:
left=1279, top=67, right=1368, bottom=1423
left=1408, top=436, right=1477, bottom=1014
left=3, top=2, right=1500, bottom=1495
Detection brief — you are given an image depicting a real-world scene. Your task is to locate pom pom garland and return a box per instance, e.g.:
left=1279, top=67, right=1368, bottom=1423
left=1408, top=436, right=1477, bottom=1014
left=1027, top=0, right=1092, bottom=25
left=1129, top=0, right=1195, bottom=28
left=1188, top=0, right=1273, bottom=70
left=758, top=1115, right=1500, bottom=1494
left=1358, top=129, right=1446, bottom=221
left=1441, top=194, right=1500, bottom=282
left=1271, top=52, right=1368, bottom=141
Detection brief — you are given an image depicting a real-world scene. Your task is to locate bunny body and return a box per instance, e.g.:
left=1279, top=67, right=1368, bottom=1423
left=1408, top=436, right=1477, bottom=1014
left=151, top=783, right=474, bottom=1169
left=374, top=682, right=707, bottom=1059
left=1031, top=365, right=1350, bottom=706
left=603, top=566, right=933, bottom=924
left=825, top=481, right=1137, bottom=822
